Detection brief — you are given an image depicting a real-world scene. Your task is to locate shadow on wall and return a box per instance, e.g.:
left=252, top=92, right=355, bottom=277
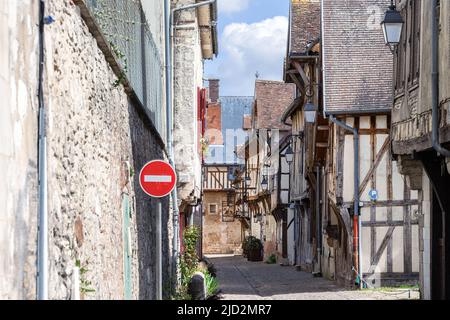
left=127, top=99, right=171, bottom=300
left=12, top=160, right=38, bottom=299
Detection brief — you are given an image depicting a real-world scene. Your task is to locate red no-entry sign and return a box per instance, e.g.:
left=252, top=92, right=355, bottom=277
left=139, top=160, right=177, bottom=198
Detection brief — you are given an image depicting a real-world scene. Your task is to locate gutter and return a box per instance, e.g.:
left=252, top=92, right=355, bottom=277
left=329, top=115, right=362, bottom=289
left=281, top=97, right=302, bottom=125
left=37, top=0, right=48, bottom=300
left=431, top=0, right=450, bottom=158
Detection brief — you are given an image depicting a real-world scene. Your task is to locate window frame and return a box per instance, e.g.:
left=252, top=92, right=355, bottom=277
left=209, top=203, right=218, bottom=215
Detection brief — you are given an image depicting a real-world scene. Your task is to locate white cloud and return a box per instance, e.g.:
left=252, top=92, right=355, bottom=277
left=209, top=16, right=288, bottom=96
left=218, top=0, right=251, bottom=14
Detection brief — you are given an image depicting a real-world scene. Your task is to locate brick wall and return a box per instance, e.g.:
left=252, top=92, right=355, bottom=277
left=206, top=102, right=223, bottom=145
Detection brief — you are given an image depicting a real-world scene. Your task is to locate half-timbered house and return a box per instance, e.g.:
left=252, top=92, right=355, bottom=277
left=201, top=81, right=253, bottom=255
left=281, top=0, right=421, bottom=287
left=241, top=80, right=295, bottom=261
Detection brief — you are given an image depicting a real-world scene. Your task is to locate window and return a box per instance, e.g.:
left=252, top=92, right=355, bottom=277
left=395, top=0, right=422, bottom=93
left=209, top=203, right=218, bottom=215
left=395, top=6, right=407, bottom=93
left=408, top=0, right=421, bottom=86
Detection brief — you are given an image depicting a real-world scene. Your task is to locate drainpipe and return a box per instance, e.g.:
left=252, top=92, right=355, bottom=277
left=431, top=0, right=450, bottom=158
left=165, top=0, right=217, bottom=288
left=164, top=0, right=180, bottom=291
left=37, top=0, right=48, bottom=300
left=329, top=115, right=362, bottom=288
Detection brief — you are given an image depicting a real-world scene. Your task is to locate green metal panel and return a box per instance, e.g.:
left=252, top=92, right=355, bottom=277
left=122, top=194, right=132, bottom=299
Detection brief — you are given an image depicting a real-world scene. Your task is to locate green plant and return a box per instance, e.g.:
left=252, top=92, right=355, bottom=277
left=245, top=236, right=263, bottom=251
left=110, top=42, right=128, bottom=88
left=173, top=226, right=201, bottom=299
left=203, top=270, right=219, bottom=299
left=75, top=260, right=96, bottom=295
left=266, top=254, right=277, bottom=264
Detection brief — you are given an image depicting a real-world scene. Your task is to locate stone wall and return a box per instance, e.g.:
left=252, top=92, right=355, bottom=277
left=173, top=0, right=203, bottom=202
left=0, top=0, right=39, bottom=300
left=203, top=192, right=242, bottom=255
left=43, top=0, right=171, bottom=300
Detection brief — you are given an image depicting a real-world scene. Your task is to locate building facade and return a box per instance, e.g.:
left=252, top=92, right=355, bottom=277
left=391, top=0, right=450, bottom=300
left=1, top=0, right=173, bottom=299
left=172, top=0, right=218, bottom=226
left=243, top=80, right=295, bottom=261
left=202, top=80, right=253, bottom=255
left=281, top=0, right=421, bottom=288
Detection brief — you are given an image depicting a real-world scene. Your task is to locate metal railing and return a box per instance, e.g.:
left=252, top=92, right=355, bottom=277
left=85, top=0, right=164, bottom=137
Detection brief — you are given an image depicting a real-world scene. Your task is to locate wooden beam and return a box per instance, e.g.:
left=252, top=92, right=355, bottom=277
left=336, top=126, right=345, bottom=201
left=403, top=178, right=412, bottom=273
left=361, top=220, right=419, bottom=227
left=289, top=73, right=305, bottom=95
left=317, top=125, right=330, bottom=131
left=293, top=61, right=310, bottom=85
left=344, top=200, right=420, bottom=207
left=367, top=226, right=395, bottom=274
left=358, top=137, right=390, bottom=196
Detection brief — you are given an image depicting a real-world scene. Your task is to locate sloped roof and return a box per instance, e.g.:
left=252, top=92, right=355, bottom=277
left=289, top=0, right=321, bottom=55
left=322, top=0, right=393, bottom=114
left=253, top=80, right=296, bottom=130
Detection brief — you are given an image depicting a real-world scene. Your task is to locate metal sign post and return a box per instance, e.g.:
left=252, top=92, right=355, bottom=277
left=156, top=200, right=162, bottom=300
left=139, top=160, right=177, bottom=300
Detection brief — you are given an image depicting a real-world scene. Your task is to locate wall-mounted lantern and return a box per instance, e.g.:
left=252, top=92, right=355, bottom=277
left=381, top=0, right=404, bottom=53
left=304, top=102, right=318, bottom=124
left=245, top=176, right=252, bottom=188
left=261, top=176, right=268, bottom=191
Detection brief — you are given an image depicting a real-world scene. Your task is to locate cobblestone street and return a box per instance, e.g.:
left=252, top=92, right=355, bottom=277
left=208, top=255, right=420, bottom=300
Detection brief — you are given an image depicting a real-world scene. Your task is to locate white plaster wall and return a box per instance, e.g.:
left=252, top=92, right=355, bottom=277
left=0, top=0, right=39, bottom=300
left=172, top=0, right=204, bottom=202
left=421, top=173, right=431, bottom=300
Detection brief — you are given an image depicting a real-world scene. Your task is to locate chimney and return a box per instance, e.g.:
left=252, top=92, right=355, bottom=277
left=208, top=79, right=220, bottom=103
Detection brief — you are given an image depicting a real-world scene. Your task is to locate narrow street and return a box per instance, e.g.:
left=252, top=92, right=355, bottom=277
left=2, top=0, right=450, bottom=303
left=208, top=255, right=419, bottom=300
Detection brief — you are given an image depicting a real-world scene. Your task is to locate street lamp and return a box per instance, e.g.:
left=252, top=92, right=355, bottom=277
left=381, top=0, right=404, bottom=53
left=262, top=163, right=270, bottom=176
left=245, top=176, right=251, bottom=187
left=261, top=176, right=268, bottom=191
left=304, top=102, right=318, bottom=124
left=285, top=145, right=294, bottom=164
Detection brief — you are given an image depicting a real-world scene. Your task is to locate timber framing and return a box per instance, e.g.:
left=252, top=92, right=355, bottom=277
left=392, top=126, right=450, bottom=155
left=333, top=114, right=419, bottom=283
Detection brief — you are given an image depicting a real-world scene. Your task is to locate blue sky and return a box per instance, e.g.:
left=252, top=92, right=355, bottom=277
left=205, top=0, right=290, bottom=96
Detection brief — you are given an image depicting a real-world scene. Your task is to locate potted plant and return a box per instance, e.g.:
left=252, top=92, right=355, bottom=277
left=246, top=237, right=263, bottom=262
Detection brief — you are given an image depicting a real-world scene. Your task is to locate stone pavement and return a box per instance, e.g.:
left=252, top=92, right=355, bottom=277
left=207, top=255, right=420, bottom=300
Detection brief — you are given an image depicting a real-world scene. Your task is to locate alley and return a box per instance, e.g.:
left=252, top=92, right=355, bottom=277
left=208, top=255, right=419, bottom=300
